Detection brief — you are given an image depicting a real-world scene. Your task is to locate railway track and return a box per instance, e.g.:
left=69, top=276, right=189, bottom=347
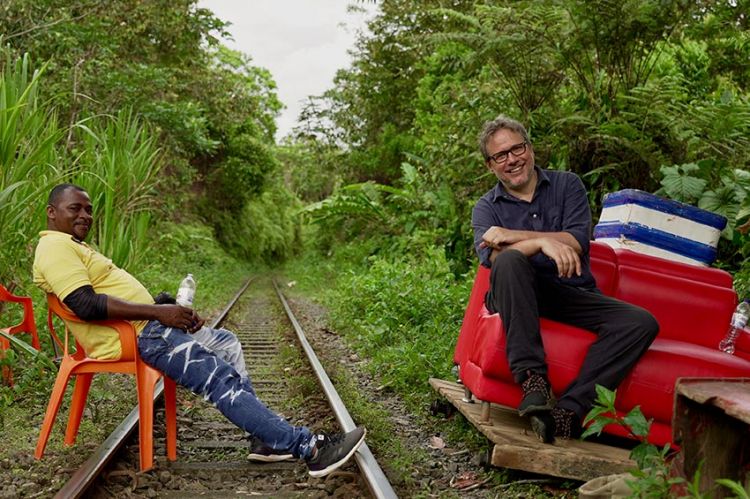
left=53, top=276, right=396, bottom=498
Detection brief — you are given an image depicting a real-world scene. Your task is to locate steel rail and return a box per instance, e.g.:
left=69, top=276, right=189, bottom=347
left=54, top=277, right=253, bottom=499
left=272, top=280, right=398, bottom=499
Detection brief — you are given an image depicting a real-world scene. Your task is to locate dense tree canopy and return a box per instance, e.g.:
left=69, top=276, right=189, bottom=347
left=292, top=0, right=750, bottom=279
left=1, top=0, right=288, bottom=263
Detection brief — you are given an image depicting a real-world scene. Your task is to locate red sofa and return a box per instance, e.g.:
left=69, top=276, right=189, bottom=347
left=454, top=241, right=750, bottom=446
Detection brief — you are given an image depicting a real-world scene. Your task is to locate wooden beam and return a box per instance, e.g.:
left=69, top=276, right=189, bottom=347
left=429, top=377, right=635, bottom=481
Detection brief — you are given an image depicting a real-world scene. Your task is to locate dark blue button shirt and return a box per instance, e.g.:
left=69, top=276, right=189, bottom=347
left=471, top=166, right=595, bottom=289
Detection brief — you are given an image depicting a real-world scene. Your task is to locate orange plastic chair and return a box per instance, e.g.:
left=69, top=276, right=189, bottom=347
left=0, top=284, right=42, bottom=384
left=35, top=294, right=177, bottom=471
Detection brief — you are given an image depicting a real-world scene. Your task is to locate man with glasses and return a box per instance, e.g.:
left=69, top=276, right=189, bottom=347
left=471, top=116, right=658, bottom=442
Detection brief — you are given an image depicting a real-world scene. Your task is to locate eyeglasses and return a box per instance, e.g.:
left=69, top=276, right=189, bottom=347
left=486, top=141, right=527, bottom=165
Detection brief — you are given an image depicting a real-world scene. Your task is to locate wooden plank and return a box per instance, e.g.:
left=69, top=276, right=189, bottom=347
left=675, top=377, right=750, bottom=424
left=429, top=378, right=634, bottom=481
left=674, top=378, right=750, bottom=497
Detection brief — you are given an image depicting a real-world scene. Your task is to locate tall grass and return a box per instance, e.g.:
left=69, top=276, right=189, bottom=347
left=0, top=48, right=64, bottom=286
left=73, top=109, right=162, bottom=272
left=325, top=247, right=473, bottom=407
left=1, top=48, right=163, bottom=285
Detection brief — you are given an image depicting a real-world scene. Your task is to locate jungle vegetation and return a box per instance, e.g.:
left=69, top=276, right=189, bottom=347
left=1, top=3, right=749, bottom=492
left=279, top=0, right=750, bottom=414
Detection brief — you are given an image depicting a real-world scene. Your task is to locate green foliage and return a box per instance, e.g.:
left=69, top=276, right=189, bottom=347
left=715, top=478, right=750, bottom=499
left=301, top=161, right=474, bottom=273
left=209, top=175, right=302, bottom=263
left=207, top=132, right=277, bottom=212
left=0, top=338, right=55, bottom=429
left=658, top=163, right=708, bottom=204
left=72, top=109, right=161, bottom=272
left=581, top=386, right=750, bottom=497
left=136, top=220, right=253, bottom=313
left=325, top=247, right=472, bottom=406
left=1, top=2, right=286, bottom=262
left=0, top=48, right=63, bottom=286
left=276, top=138, right=342, bottom=202
left=293, top=0, right=750, bottom=281
left=582, top=385, right=682, bottom=496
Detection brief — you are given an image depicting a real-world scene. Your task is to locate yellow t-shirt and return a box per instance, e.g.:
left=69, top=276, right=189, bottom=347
left=33, top=230, right=154, bottom=360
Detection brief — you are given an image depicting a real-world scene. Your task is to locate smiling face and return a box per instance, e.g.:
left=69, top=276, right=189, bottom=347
left=47, top=187, right=93, bottom=241
left=485, top=128, right=537, bottom=198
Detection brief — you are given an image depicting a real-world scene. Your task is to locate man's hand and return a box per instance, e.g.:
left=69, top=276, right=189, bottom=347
left=538, top=237, right=582, bottom=278
left=154, top=304, right=203, bottom=332
left=480, top=226, right=523, bottom=250
left=189, top=310, right=206, bottom=333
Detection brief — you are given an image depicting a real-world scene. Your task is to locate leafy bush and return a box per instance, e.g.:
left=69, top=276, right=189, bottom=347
left=301, top=162, right=475, bottom=274
left=136, top=220, right=253, bottom=314
left=325, top=248, right=472, bottom=406
left=584, top=385, right=749, bottom=497
left=211, top=177, right=302, bottom=263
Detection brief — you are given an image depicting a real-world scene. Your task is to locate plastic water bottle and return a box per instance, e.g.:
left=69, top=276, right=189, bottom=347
left=719, top=300, right=750, bottom=354
left=176, top=274, right=196, bottom=307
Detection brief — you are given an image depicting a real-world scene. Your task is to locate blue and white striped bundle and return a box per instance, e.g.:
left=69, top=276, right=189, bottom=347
left=593, top=189, right=727, bottom=266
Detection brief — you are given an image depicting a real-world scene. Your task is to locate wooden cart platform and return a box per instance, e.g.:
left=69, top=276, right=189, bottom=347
left=429, top=377, right=635, bottom=481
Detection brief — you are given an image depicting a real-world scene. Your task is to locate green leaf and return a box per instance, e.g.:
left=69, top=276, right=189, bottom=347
left=581, top=417, right=615, bottom=438
left=629, top=442, right=661, bottom=470
left=583, top=405, right=610, bottom=425
left=715, top=479, right=750, bottom=499
left=594, top=384, right=617, bottom=410
left=0, top=330, right=40, bottom=358
left=659, top=163, right=707, bottom=203
left=623, top=406, right=651, bottom=437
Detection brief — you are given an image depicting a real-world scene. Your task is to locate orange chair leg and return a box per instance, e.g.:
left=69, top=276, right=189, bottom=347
left=64, top=373, right=94, bottom=445
left=135, top=363, right=161, bottom=472
left=0, top=336, right=12, bottom=386
left=164, top=376, right=177, bottom=461
left=35, top=362, right=75, bottom=459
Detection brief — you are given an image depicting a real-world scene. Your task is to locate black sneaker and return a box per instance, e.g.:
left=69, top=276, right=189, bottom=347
left=306, top=427, right=366, bottom=478
left=246, top=437, right=294, bottom=462
left=518, top=371, right=555, bottom=417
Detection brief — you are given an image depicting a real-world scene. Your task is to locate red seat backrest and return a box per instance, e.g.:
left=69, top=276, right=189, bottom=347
left=615, top=265, right=736, bottom=346
left=614, top=248, right=733, bottom=289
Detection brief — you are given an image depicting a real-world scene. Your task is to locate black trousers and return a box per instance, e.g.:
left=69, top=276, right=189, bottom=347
left=485, top=250, right=659, bottom=420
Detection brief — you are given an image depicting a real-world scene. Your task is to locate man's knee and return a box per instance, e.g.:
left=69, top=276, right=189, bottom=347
left=641, top=309, right=660, bottom=340
left=490, top=249, right=530, bottom=282
left=627, top=306, right=660, bottom=342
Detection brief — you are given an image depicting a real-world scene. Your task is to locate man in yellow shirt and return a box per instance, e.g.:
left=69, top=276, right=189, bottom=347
left=34, top=183, right=365, bottom=477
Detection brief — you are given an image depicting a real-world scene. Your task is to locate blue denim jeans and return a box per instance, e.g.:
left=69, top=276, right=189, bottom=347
left=138, top=321, right=316, bottom=458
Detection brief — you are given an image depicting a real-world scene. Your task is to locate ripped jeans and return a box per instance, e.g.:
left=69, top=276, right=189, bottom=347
left=137, top=321, right=316, bottom=459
